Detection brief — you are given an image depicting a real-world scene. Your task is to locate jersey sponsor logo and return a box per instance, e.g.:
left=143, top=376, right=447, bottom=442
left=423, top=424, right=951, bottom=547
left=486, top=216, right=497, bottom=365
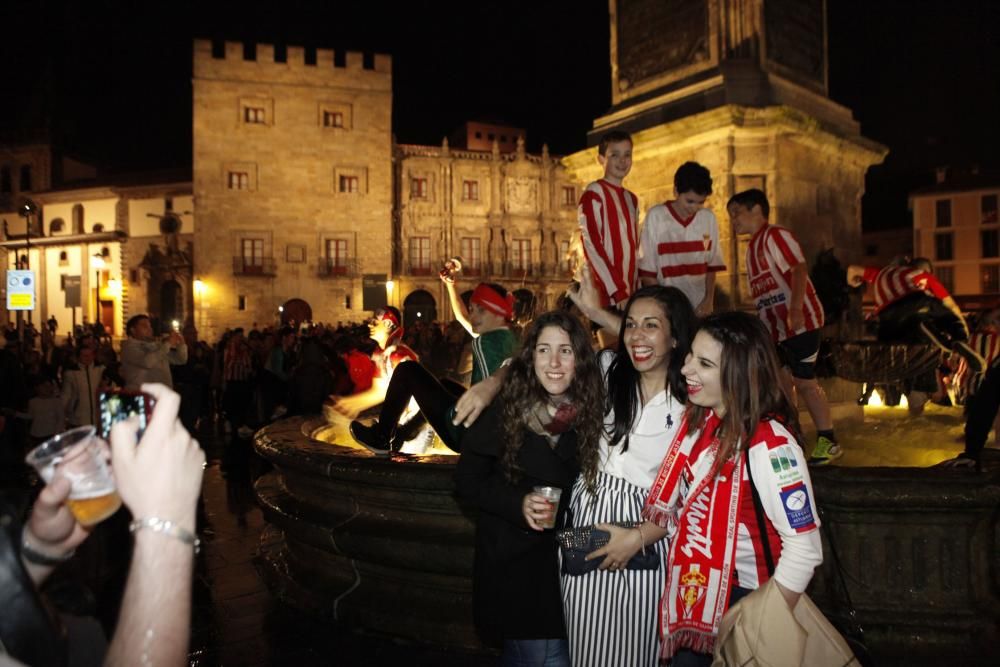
left=756, top=293, right=787, bottom=310
left=750, top=273, right=778, bottom=298
left=768, top=446, right=804, bottom=483
left=779, top=481, right=816, bottom=532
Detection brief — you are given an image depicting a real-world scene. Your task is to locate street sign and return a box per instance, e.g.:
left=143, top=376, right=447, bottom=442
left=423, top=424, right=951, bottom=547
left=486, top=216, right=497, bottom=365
left=6, top=270, right=36, bottom=311
left=64, top=275, right=82, bottom=308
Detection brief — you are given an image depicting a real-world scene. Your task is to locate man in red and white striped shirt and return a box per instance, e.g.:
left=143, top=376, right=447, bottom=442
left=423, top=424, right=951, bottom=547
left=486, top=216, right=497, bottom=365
left=729, top=189, right=840, bottom=465
left=638, top=161, right=726, bottom=315
left=846, top=258, right=984, bottom=372
left=578, top=131, right=639, bottom=313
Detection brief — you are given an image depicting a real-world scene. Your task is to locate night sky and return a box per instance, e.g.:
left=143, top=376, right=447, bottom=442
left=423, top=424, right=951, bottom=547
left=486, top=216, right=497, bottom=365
left=2, top=0, right=997, bottom=231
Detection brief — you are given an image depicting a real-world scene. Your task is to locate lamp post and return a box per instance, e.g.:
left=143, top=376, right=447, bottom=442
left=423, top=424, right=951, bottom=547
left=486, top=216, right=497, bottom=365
left=92, top=253, right=106, bottom=328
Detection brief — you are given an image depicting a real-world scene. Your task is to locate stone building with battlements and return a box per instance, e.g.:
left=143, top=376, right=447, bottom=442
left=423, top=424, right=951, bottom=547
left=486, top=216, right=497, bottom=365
left=192, top=40, right=393, bottom=340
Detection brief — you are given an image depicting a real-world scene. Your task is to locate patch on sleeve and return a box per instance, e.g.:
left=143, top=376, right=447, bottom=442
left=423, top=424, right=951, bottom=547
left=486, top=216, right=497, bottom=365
left=779, top=481, right=816, bottom=532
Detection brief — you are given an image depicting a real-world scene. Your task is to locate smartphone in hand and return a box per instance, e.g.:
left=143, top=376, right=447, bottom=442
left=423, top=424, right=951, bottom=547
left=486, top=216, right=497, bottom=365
left=99, top=390, right=155, bottom=440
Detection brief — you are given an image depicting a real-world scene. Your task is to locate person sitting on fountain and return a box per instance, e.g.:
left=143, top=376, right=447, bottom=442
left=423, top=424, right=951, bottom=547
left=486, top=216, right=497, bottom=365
left=349, top=278, right=517, bottom=456
left=328, top=306, right=418, bottom=426
left=847, top=257, right=985, bottom=373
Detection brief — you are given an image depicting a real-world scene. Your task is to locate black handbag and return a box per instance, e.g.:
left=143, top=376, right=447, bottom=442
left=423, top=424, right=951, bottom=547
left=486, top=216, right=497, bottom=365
left=556, top=521, right=659, bottom=576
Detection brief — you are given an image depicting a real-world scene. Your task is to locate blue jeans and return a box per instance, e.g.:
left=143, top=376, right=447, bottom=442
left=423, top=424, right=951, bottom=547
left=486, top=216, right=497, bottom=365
left=501, top=639, right=570, bottom=667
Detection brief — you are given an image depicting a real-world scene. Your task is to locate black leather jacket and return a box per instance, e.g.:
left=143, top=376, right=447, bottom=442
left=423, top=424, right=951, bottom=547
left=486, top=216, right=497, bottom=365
left=0, top=499, right=67, bottom=666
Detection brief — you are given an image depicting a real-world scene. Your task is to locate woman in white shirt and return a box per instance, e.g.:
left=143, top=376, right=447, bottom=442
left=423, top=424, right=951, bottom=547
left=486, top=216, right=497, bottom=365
left=563, top=282, right=696, bottom=667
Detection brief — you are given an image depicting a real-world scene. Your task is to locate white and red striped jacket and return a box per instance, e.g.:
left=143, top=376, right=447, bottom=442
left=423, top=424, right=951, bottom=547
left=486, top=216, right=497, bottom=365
left=861, top=265, right=951, bottom=316
left=637, top=203, right=726, bottom=308
left=746, top=224, right=824, bottom=343
left=953, top=329, right=1000, bottom=397
left=578, top=179, right=640, bottom=306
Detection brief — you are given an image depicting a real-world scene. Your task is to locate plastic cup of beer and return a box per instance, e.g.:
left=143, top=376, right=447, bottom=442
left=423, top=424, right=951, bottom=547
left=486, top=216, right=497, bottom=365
left=25, top=425, right=122, bottom=527
left=533, top=486, right=562, bottom=529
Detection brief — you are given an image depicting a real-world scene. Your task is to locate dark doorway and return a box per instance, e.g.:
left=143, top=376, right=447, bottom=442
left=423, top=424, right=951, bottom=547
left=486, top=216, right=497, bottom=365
left=160, top=280, right=183, bottom=328
left=403, top=290, right=437, bottom=328
left=281, top=298, right=312, bottom=327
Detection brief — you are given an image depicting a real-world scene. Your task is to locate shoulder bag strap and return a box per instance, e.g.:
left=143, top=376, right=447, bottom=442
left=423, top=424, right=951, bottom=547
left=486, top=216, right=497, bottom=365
left=744, top=448, right=775, bottom=576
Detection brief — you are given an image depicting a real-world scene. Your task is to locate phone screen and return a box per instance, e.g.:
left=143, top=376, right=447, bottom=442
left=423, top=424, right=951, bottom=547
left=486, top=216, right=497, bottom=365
left=99, top=391, right=153, bottom=439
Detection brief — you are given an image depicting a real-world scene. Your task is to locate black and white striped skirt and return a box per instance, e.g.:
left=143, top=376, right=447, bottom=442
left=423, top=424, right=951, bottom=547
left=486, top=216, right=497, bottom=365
left=560, top=471, right=667, bottom=667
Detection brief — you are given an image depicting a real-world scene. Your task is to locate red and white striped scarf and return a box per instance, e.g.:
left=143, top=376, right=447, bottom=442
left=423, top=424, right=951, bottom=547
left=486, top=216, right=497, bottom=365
left=643, top=412, right=743, bottom=658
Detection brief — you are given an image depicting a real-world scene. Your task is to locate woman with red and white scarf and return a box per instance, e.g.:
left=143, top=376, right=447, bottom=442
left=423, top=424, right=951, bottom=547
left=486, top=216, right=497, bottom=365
left=632, top=311, right=823, bottom=666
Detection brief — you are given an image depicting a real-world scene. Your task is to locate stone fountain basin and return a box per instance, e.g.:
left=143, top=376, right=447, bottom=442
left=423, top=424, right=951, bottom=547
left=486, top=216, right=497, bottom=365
left=253, top=417, right=479, bottom=650
left=253, top=416, right=1000, bottom=661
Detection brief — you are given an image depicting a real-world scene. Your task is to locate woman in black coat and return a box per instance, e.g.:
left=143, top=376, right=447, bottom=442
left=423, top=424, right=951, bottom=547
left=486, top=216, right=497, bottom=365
left=455, top=311, right=604, bottom=666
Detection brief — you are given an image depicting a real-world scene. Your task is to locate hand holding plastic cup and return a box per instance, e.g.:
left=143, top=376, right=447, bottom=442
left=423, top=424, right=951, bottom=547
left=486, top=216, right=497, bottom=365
left=26, top=426, right=121, bottom=527
left=533, top=486, right=562, bottom=529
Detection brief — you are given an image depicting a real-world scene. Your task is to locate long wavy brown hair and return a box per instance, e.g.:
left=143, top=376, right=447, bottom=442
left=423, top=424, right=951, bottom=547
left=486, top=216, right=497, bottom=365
left=500, top=311, right=604, bottom=491
left=685, top=311, right=803, bottom=476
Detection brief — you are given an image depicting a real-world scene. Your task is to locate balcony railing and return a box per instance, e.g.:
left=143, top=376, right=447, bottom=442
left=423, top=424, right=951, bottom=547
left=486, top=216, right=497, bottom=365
left=403, top=261, right=434, bottom=276
left=233, top=256, right=277, bottom=276
left=317, top=258, right=358, bottom=278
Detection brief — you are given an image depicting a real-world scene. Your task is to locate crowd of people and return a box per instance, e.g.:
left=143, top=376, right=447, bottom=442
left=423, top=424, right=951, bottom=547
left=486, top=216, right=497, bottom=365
left=0, top=128, right=993, bottom=667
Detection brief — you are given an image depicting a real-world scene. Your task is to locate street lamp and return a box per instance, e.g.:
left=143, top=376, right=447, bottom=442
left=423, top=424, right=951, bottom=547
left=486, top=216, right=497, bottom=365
left=92, top=253, right=106, bottom=327
left=385, top=279, right=395, bottom=307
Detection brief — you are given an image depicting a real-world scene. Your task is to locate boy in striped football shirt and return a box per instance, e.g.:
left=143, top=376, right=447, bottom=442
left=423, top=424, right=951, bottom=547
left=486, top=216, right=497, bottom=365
left=729, top=188, right=841, bottom=465
left=638, top=161, right=726, bottom=315
left=578, top=131, right=639, bottom=317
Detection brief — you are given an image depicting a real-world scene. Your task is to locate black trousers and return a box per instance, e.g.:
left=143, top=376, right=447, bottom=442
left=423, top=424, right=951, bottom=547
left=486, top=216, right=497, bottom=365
left=964, top=362, right=1000, bottom=464
left=877, top=293, right=968, bottom=347
left=376, top=360, right=465, bottom=451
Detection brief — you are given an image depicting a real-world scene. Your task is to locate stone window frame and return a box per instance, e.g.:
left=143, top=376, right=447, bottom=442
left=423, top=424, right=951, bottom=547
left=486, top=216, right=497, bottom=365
left=240, top=97, right=274, bottom=127
left=333, top=166, right=367, bottom=195
left=225, top=162, right=258, bottom=192
left=408, top=236, right=432, bottom=274
left=935, top=199, right=952, bottom=228
left=459, top=236, right=482, bottom=274
left=461, top=179, right=480, bottom=201
left=411, top=177, right=428, bottom=200
left=561, top=185, right=576, bottom=207
left=982, top=264, right=1000, bottom=294
left=321, top=231, right=356, bottom=275
left=510, top=238, right=532, bottom=271
left=319, top=101, right=353, bottom=131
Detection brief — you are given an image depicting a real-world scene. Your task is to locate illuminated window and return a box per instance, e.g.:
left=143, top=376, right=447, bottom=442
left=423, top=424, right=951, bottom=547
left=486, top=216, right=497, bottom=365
left=339, top=175, right=359, bottom=193
left=228, top=171, right=250, bottom=190
left=983, top=194, right=999, bottom=224
left=325, top=239, right=349, bottom=274
left=462, top=180, right=479, bottom=201
left=323, top=110, right=344, bottom=128
left=559, top=240, right=571, bottom=273
left=935, top=199, right=952, bottom=228
left=935, top=233, right=953, bottom=261
left=241, top=239, right=264, bottom=267
left=983, top=265, right=1000, bottom=293
left=562, top=186, right=575, bottom=206
left=460, top=237, right=481, bottom=274
left=244, top=106, right=266, bottom=124
left=409, top=237, right=431, bottom=274
left=511, top=239, right=531, bottom=271
left=411, top=177, right=427, bottom=199
left=983, top=230, right=999, bottom=258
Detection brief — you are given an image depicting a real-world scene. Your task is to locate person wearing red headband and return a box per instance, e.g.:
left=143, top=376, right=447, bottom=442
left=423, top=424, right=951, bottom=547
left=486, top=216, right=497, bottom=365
left=350, top=278, right=517, bottom=455
left=329, top=306, right=419, bottom=421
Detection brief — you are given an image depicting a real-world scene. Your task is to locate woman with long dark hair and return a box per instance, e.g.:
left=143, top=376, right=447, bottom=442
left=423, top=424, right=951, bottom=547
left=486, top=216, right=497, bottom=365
left=562, top=283, right=696, bottom=666
left=638, top=311, right=823, bottom=666
left=454, top=311, right=603, bottom=666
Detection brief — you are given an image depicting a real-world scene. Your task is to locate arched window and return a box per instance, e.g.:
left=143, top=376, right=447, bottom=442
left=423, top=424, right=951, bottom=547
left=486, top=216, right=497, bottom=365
left=92, top=223, right=104, bottom=233
left=72, top=204, right=84, bottom=234
left=49, top=218, right=65, bottom=235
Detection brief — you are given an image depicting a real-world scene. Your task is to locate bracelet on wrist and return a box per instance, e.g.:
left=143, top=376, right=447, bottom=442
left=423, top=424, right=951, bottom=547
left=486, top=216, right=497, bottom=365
left=129, top=517, right=200, bottom=554
left=634, top=524, right=645, bottom=556
left=21, top=527, right=76, bottom=566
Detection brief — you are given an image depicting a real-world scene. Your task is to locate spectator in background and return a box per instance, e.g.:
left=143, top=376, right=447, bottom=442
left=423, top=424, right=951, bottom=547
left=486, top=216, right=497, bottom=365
left=120, top=315, right=187, bottom=390
left=63, top=345, right=106, bottom=428
left=24, top=377, right=66, bottom=445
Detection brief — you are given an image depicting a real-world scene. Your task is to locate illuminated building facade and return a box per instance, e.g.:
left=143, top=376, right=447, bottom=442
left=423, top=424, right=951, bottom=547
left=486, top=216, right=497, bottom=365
left=192, top=40, right=393, bottom=340
left=394, top=137, right=579, bottom=324
left=910, top=171, right=1000, bottom=305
